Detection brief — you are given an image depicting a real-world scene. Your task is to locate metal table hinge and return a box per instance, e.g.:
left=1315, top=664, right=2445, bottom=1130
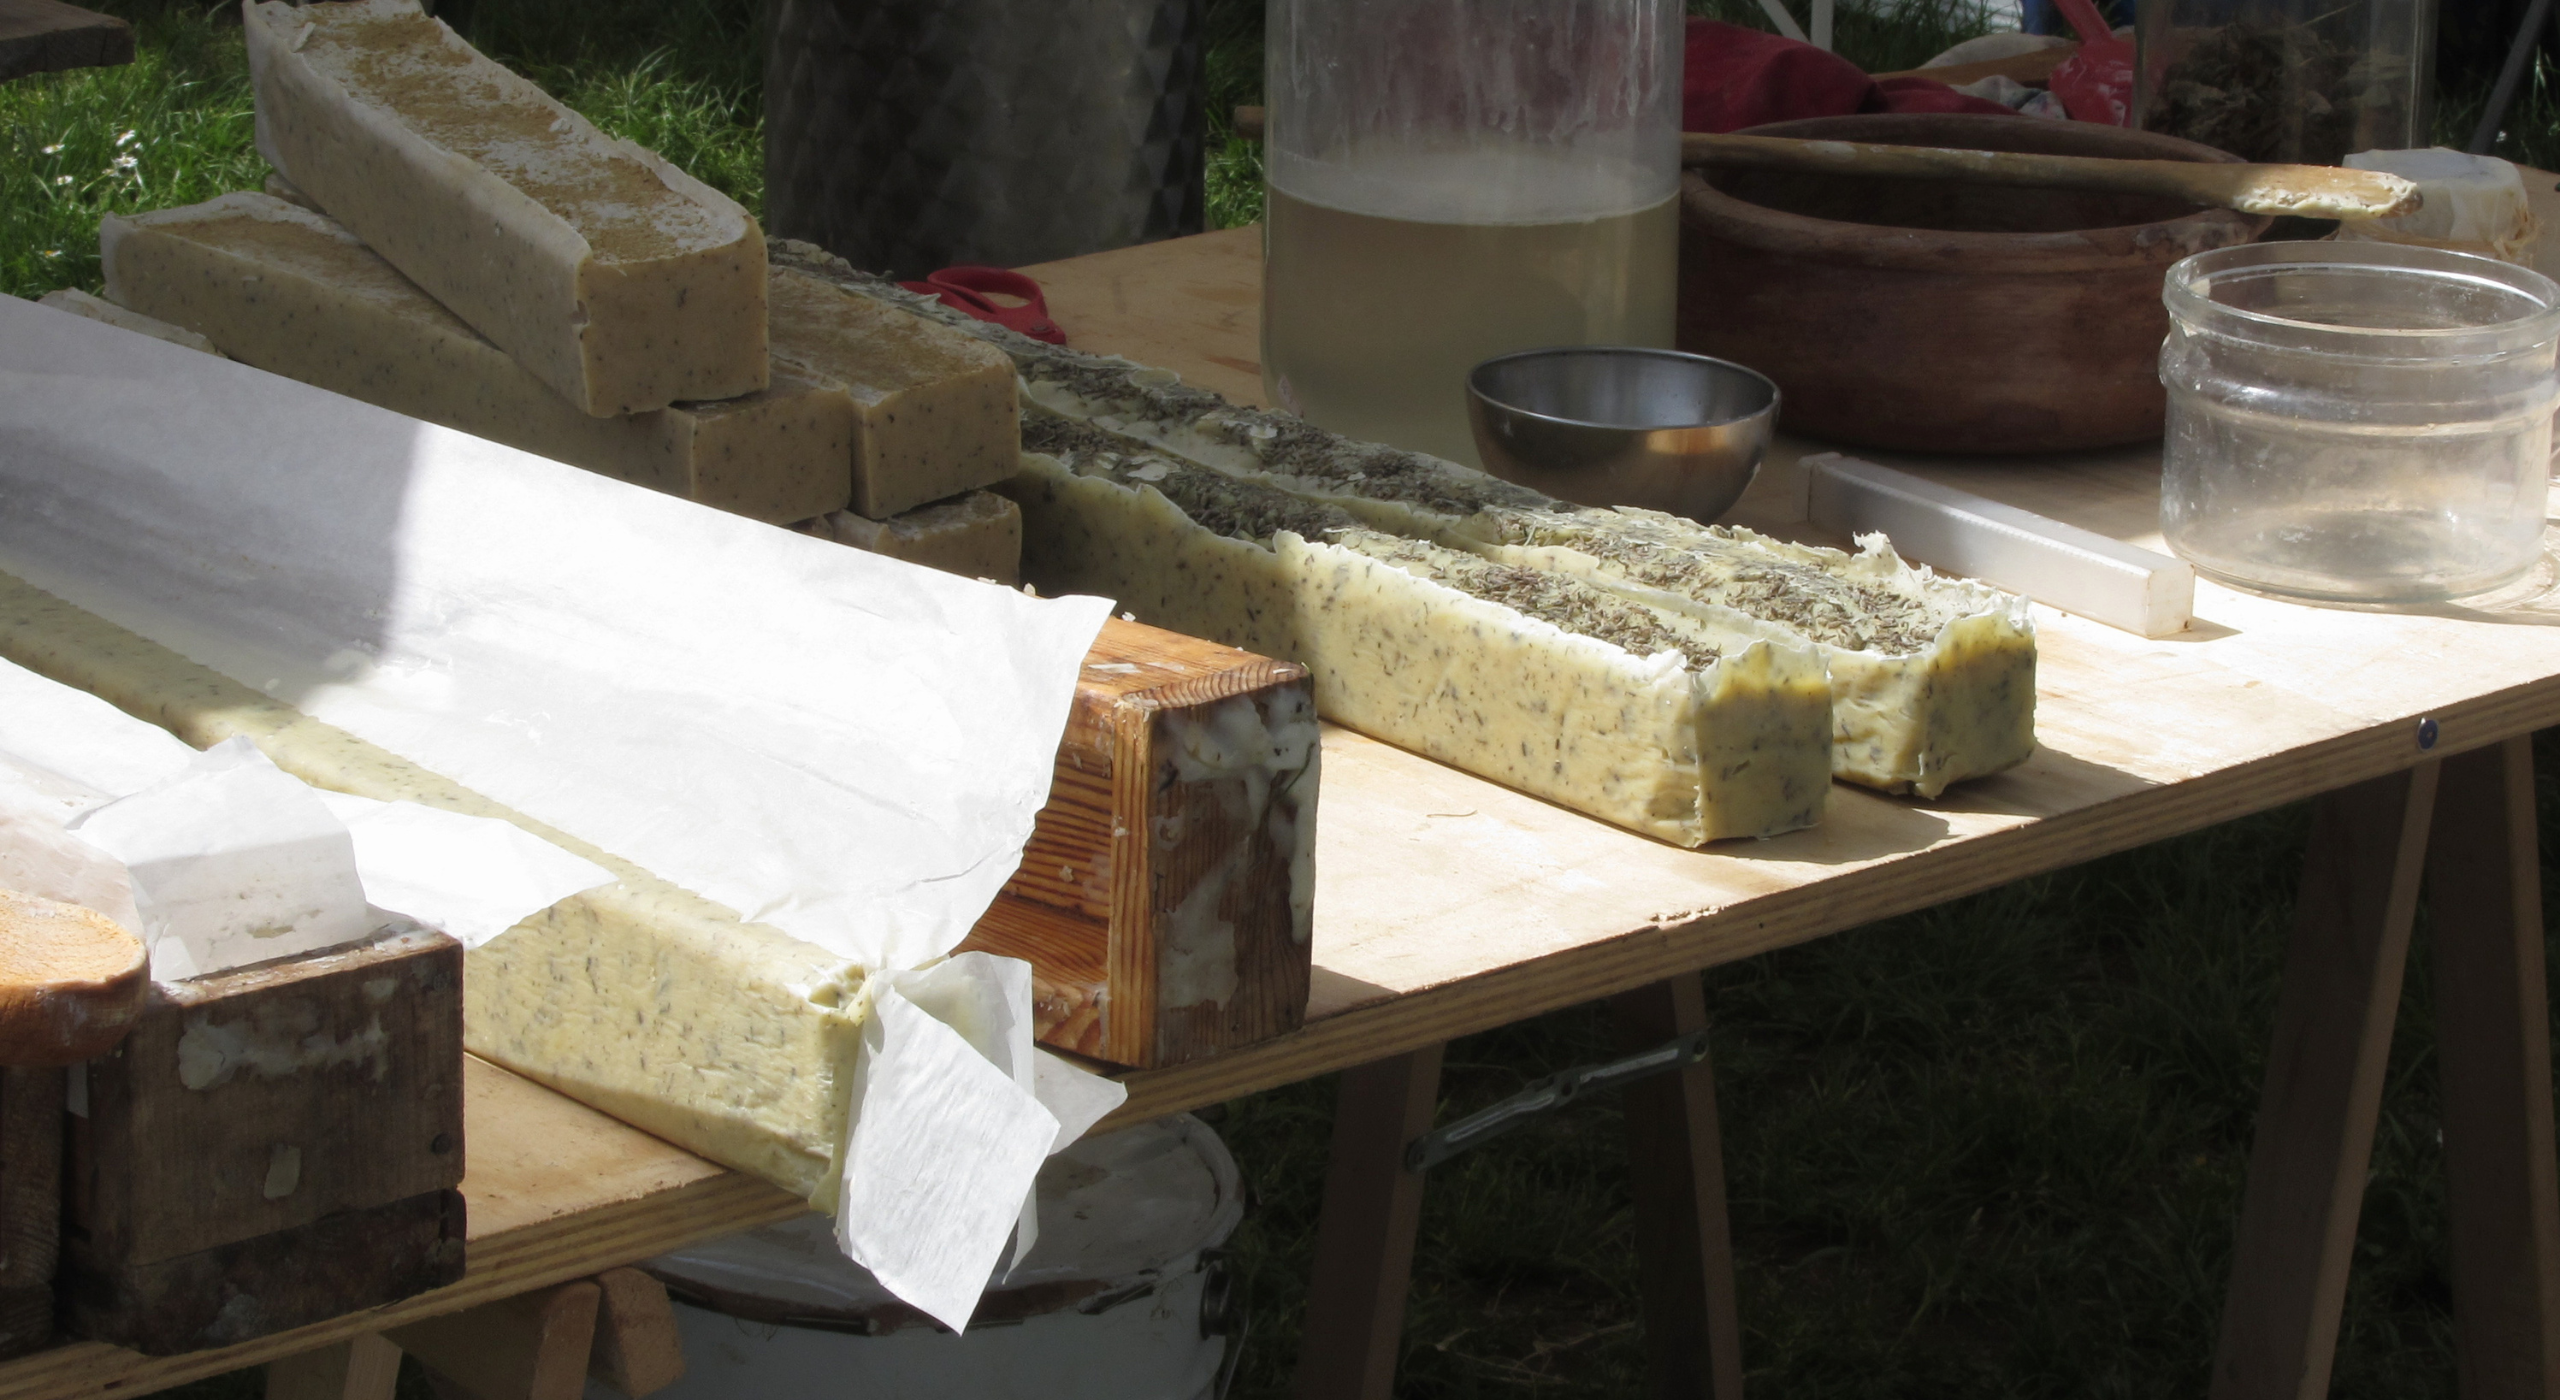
left=1404, top=1028, right=1712, bottom=1173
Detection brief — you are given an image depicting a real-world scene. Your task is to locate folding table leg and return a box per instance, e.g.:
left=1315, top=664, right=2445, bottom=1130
left=1292, top=1043, right=1445, bottom=1400
left=1611, top=974, right=1746, bottom=1400
left=2211, top=761, right=2440, bottom=1400
left=2427, top=737, right=2560, bottom=1399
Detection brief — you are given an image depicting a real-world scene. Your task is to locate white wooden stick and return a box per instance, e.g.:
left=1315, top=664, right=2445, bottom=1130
left=1804, top=454, right=2194, bottom=638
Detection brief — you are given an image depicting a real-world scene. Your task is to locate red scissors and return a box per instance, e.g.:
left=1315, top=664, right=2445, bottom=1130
left=898, top=266, right=1067, bottom=345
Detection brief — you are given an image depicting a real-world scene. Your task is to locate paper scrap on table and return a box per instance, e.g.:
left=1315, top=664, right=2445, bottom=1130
left=838, top=952, right=1128, bottom=1331
left=0, top=656, right=615, bottom=970
left=0, top=297, right=1113, bottom=975
left=71, top=737, right=373, bottom=981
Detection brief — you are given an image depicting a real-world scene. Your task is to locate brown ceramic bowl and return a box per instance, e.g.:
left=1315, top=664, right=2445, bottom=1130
left=1677, top=113, right=2269, bottom=455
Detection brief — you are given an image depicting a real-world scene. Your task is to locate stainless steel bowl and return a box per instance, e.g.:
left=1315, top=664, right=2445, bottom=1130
left=1466, top=347, right=1778, bottom=523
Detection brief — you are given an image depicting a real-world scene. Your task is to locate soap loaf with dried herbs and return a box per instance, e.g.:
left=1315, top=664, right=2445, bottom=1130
left=769, top=239, right=2035, bottom=798
left=1006, top=423, right=1833, bottom=845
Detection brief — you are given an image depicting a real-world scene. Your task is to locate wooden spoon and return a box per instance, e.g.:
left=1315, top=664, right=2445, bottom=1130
left=1683, top=131, right=2423, bottom=221
left=0, top=887, right=146, bottom=1067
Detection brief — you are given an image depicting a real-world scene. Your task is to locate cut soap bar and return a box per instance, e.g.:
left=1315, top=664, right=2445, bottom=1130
left=768, top=268, right=1021, bottom=519
left=802, top=490, right=1022, bottom=585
left=34, top=289, right=222, bottom=357
left=246, top=0, right=767, bottom=416
left=103, top=194, right=851, bottom=525
left=0, top=569, right=866, bottom=1202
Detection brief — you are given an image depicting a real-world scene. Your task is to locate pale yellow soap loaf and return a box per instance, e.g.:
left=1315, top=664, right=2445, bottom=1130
left=102, top=193, right=852, bottom=525
left=1004, top=431, right=1834, bottom=844
left=245, top=0, right=768, bottom=416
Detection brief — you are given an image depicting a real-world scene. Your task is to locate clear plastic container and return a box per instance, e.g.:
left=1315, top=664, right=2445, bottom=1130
left=2158, top=241, right=2560, bottom=604
left=2134, top=0, right=2433, bottom=166
left=1261, top=0, right=1682, bottom=467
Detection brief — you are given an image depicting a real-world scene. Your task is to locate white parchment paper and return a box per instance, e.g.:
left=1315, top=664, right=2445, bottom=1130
left=0, top=297, right=1111, bottom=971
left=0, top=656, right=612, bottom=969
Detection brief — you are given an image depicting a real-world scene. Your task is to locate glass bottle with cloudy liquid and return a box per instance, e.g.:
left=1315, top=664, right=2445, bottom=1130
left=1261, top=0, right=1683, bottom=467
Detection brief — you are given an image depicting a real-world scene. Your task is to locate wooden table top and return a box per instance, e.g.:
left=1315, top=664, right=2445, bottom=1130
left=1046, top=225, right=2560, bottom=1128
left=14, top=221, right=2560, bottom=1396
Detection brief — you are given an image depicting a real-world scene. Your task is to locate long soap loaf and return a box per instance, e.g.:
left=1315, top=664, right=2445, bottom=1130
left=246, top=0, right=766, bottom=416
left=0, top=570, right=865, bottom=1201
left=1005, top=425, right=1832, bottom=844
left=768, top=268, right=1021, bottom=519
left=1016, top=387, right=2034, bottom=796
left=103, top=194, right=850, bottom=526
left=769, top=238, right=2036, bottom=797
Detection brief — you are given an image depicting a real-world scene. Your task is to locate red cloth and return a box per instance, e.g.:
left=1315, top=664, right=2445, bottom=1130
left=1681, top=19, right=2018, bottom=132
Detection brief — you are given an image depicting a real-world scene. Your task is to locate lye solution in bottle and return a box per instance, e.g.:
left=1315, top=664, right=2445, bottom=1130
left=1261, top=0, right=1682, bottom=469
left=1263, top=147, right=1677, bottom=465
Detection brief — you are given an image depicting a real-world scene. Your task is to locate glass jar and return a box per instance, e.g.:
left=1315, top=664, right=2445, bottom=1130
left=1261, top=0, right=1682, bottom=467
left=2158, top=241, right=2560, bottom=604
left=2133, top=0, right=2433, bottom=165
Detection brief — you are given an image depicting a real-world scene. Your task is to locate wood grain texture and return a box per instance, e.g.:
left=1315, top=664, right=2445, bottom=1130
left=1291, top=1045, right=1443, bottom=1400
left=65, top=929, right=464, bottom=1266
left=1612, top=977, right=1743, bottom=1400
left=61, top=929, right=468, bottom=1353
left=2426, top=738, right=2560, bottom=1400
left=0, top=1058, right=801, bottom=1400
left=390, top=1280, right=598, bottom=1400
left=0, top=0, right=129, bottom=82
left=2211, top=764, right=2438, bottom=1400
left=964, top=616, right=1315, bottom=1067
left=0, top=1069, right=57, bottom=1360
left=0, top=889, right=144, bottom=1068
left=62, top=1190, right=466, bottom=1357
left=584, top=1268, right=683, bottom=1398
left=263, top=1333, right=401, bottom=1400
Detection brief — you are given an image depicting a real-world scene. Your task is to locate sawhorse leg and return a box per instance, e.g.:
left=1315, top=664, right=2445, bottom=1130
left=2214, top=762, right=2438, bottom=1400
left=1293, top=1043, right=1445, bottom=1400
left=2214, top=744, right=2560, bottom=1399
left=1292, top=977, right=1749, bottom=1399
left=1613, top=974, right=1748, bottom=1400
left=2428, top=738, right=2560, bottom=1398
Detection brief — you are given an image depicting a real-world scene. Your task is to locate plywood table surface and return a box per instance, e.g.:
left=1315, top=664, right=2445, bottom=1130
left=0, top=1059, right=802, bottom=1399
left=1046, top=226, right=2560, bottom=1128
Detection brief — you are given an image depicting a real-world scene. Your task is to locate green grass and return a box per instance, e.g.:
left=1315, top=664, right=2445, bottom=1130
left=0, top=3, right=260, bottom=300
left=0, top=0, right=760, bottom=303
left=5, top=4, right=2546, bottom=1397
left=1213, top=760, right=2520, bottom=1398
